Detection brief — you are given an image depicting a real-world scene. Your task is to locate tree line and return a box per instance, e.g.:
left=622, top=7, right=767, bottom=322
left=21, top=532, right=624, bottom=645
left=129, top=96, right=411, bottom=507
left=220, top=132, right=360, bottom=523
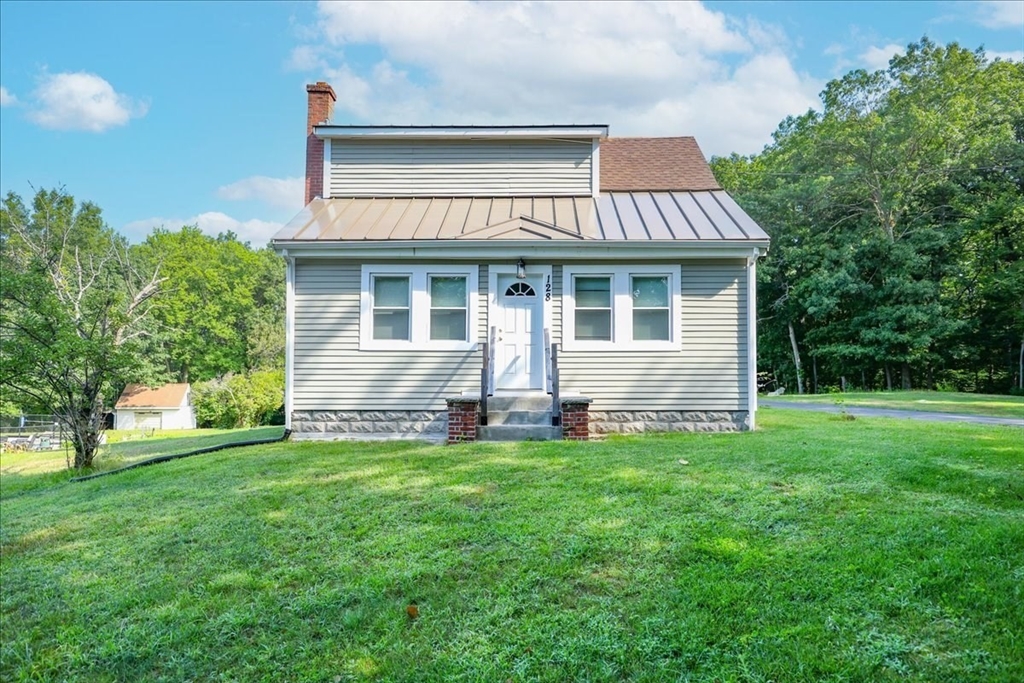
left=711, top=39, right=1023, bottom=395
left=1, top=192, right=285, bottom=467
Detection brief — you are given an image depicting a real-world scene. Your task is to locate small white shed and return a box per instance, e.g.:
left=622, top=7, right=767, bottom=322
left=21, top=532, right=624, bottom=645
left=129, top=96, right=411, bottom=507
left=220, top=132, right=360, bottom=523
left=114, top=383, right=196, bottom=430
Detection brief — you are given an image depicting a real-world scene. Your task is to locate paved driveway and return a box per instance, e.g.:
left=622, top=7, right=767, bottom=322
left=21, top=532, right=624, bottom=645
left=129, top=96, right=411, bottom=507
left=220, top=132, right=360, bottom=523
left=760, top=400, right=1024, bottom=427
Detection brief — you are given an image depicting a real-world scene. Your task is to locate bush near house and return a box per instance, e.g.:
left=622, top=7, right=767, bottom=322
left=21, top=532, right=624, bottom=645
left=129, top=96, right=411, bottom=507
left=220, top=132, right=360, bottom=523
left=192, top=370, right=284, bottom=428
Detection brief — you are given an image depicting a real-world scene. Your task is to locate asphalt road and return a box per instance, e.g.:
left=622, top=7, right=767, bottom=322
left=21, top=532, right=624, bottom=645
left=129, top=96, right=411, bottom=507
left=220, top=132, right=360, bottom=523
left=760, top=400, right=1024, bottom=428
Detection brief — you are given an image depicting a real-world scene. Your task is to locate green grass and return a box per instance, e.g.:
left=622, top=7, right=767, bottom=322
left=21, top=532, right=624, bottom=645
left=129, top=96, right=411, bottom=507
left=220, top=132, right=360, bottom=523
left=1, top=411, right=1022, bottom=682
left=0, top=427, right=284, bottom=489
left=767, top=390, right=1024, bottom=419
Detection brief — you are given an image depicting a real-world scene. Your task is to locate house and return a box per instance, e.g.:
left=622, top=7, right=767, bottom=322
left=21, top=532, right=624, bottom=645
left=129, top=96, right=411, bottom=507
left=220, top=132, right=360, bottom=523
left=114, top=383, right=196, bottom=430
left=272, top=82, right=769, bottom=443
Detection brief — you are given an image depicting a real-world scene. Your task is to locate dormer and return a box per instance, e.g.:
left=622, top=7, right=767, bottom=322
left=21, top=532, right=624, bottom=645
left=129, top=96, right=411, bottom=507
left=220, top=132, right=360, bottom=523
left=303, top=86, right=608, bottom=203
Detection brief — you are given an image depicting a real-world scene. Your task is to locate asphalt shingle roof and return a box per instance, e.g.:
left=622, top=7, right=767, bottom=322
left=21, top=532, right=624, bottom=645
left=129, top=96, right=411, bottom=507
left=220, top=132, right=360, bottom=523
left=116, top=383, right=190, bottom=409
left=600, top=137, right=721, bottom=192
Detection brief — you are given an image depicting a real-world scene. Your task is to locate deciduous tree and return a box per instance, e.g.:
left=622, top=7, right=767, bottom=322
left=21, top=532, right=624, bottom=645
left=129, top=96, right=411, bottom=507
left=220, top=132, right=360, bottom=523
left=0, top=189, right=163, bottom=467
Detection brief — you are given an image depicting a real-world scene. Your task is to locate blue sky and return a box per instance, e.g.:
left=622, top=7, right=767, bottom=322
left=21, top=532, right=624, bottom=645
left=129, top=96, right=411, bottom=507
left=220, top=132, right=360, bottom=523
left=1, top=1, right=1021, bottom=245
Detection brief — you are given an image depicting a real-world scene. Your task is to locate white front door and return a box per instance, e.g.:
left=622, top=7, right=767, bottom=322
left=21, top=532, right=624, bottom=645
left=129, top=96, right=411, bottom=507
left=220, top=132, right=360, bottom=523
left=495, top=274, right=544, bottom=390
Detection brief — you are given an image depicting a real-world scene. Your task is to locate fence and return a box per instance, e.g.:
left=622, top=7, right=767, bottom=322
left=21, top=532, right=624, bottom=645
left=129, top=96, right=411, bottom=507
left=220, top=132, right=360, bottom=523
left=0, top=414, right=61, bottom=435
left=0, top=415, right=64, bottom=452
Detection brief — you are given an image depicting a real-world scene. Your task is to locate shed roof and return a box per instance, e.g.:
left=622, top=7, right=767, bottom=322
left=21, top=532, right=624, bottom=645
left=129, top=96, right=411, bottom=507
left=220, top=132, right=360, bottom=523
left=600, top=137, right=720, bottom=191
left=273, top=192, right=768, bottom=243
left=116, top=383, right=190, bottom=409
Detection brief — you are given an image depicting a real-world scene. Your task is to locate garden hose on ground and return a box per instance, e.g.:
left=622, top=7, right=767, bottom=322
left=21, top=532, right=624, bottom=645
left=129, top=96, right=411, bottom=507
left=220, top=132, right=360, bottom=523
left=69, top=430, right=291, bottom=482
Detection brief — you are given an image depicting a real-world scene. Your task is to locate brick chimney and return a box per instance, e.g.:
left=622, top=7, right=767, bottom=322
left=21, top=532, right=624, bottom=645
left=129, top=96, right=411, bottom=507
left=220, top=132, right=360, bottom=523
left=305, top=82, right=336, bottom=205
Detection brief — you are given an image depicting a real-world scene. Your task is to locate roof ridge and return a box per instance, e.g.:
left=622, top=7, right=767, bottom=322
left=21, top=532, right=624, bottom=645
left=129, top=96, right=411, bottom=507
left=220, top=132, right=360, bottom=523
left=604, top=135, right=696, bottom=140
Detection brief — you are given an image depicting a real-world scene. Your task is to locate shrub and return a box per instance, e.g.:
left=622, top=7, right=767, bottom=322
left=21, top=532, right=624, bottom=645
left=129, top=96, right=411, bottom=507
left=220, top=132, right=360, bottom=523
left=193, top=370, right=284, bottom=428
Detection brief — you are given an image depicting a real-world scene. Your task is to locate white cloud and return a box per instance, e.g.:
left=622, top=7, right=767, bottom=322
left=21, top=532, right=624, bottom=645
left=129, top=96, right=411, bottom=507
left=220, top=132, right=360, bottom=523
left=27, top=72, right=147, bottom=132
left=989, top=50, right=1024, bottom=62
left=123, top=212, right=283, bottom=246
left=860, top=44, right=904, bottom=71
left=287, top=45, right=325, bottom=71
left=0, top=86, right=17, bottom=107
left=974, top=0, right=1024, bottom=29
left=289, top=0, right=822, bottom=156
left=217, top=176, right=304, bottom=211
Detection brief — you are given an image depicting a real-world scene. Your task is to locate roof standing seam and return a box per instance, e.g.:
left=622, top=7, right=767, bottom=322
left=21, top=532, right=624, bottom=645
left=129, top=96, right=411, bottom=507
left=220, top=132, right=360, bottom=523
left=574, top=197, right=589, bottom=239
left=273, top=193, right=769, bottom=243
left=648, top=193, right=677, bottom=240
left=690, top=192, right=726, bottom=240
left=666, top=193, right=698, bottom=240
left=607, top=194, right=626, bottom=240
left=629, top=192, right=653, bottom=240
left=711, top=191, right=747, bottom=240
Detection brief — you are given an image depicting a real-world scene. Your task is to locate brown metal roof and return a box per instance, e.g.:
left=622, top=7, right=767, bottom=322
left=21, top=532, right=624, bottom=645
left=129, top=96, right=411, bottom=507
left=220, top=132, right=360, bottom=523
left=116, top=383, right=190, bottom=409
left=600, top=137, right=720, bottom=191
left=273, top=192, right=768, bottom=243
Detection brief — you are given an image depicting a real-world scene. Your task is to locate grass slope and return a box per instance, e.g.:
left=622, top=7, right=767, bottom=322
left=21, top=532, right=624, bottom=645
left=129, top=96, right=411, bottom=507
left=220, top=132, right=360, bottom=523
left=1, top=411, right=1022, bottom=682
left=0, top=427, right=284, bottom=488
left=768, top=390, right=1024, bottom=420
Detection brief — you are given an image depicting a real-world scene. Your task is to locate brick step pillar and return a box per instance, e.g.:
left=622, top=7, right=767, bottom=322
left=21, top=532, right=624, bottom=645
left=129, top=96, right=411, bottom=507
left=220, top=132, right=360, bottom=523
left=561, top=397, right=593, bottom=441
left=446, top=397, right=480, bottom=444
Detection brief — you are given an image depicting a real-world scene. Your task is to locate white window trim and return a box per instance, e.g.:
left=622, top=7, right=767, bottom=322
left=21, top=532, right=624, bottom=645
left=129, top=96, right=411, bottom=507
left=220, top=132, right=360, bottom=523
left=562, top=265, right=681, bottom=351
left=360, top=264, right=479, bottom=351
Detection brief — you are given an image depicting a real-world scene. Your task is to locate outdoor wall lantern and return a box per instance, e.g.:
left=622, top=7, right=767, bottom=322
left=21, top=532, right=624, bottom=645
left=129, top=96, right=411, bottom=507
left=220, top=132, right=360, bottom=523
left=516, top=257, right=527, bottom=279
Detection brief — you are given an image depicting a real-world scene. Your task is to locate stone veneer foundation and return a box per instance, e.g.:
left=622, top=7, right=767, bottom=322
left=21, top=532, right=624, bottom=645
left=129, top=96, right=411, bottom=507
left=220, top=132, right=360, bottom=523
left=290, top=410, right=447, bottom=440
left=290, top=409, right=749, bottom=440
left=589, top=411, right=749, bottom=434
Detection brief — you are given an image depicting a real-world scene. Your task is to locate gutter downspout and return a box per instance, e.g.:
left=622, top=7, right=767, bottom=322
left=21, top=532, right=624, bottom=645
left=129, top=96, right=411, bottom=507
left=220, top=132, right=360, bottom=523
left=284, top=253, right=296, bottom=431
left=747, top=249, right=761, bottom=430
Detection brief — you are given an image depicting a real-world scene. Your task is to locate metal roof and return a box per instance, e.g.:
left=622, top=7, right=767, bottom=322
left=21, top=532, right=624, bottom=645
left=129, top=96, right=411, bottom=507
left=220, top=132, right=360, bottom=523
left=272, top=192, right=769, bottom=244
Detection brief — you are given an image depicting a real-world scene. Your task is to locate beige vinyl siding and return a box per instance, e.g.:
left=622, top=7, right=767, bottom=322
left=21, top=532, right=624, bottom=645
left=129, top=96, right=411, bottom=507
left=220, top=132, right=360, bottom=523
left=557, top=260, right=748, bottom=411
left=292, top=260, right=486, bottom=411
left=292, top=258, right=749, bottom=413
left=329, top=139, right=593, bottom=197
left=551, top=266, right=563, bottom=344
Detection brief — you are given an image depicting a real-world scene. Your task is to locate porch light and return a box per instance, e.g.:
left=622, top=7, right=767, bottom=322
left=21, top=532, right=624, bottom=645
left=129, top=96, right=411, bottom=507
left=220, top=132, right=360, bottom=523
left=516, top=258, right=527, bottom=279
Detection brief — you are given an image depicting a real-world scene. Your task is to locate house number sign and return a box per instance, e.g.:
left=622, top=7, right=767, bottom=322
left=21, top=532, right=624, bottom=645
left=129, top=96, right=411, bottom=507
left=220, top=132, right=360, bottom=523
left=545, top=275, right=552, bottom=301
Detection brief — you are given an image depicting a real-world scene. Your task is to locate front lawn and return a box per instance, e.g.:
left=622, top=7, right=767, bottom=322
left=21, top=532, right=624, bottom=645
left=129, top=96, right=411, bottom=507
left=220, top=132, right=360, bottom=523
left=1, top=411, right=1022, bottom=682
left=767, top=389, right=1024, bottom=419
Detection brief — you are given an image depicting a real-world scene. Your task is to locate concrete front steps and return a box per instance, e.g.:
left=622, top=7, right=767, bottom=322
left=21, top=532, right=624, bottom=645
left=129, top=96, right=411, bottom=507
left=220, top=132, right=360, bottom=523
left=477, top=394, right=561, bottom=442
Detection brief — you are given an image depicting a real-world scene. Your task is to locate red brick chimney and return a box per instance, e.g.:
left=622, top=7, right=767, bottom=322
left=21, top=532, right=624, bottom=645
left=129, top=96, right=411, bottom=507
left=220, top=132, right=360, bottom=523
left=305, top=82, right=336, bottom=205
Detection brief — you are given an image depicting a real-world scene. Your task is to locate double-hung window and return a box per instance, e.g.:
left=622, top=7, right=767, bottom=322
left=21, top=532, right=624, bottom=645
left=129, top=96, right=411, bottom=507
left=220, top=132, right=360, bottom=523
left=574, top=276, right=613, bottom=341
left=631, top=275, right=670, bottom=341
left=429, top=276, right=468, bottom=341
left=563, top=265, right=680, bottom=350
left=360, top=265, right=478, bottom=350
left=371, top=275, right=411, bottom=340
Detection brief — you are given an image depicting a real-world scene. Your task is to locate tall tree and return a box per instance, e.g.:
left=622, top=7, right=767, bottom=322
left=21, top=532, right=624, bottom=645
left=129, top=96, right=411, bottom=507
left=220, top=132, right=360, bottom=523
left=715, top=39, right=1024, bottom=393
left=0, top=189, right=163, bottom=467
left=131, top=227, right=285, bottom=382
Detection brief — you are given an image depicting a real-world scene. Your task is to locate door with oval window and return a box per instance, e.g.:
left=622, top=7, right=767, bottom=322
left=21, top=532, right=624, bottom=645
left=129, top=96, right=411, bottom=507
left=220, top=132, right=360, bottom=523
left=495, top=274, right=544, bottom=390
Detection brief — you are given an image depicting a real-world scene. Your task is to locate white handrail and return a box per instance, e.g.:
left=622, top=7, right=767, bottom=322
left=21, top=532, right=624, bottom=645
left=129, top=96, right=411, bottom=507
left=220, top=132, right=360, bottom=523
left=488, top=326, right=497, bottom=395
left=543, top=328, right=552, bottom=393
